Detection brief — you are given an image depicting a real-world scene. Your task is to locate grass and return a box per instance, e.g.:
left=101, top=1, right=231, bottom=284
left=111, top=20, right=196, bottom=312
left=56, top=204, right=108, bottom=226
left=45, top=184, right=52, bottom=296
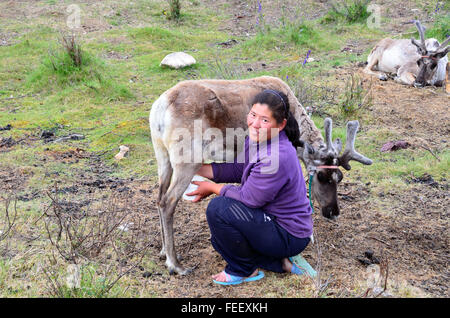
left=425, top=14, right=450, bottom=41
left=0, top=0, right=447, bottom=298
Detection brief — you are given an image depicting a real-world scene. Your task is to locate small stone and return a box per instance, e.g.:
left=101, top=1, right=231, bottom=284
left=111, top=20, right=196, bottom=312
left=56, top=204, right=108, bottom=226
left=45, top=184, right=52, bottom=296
left=114, top=145, right=129, bottom=160
left=160, top=52, right=196, bottom=69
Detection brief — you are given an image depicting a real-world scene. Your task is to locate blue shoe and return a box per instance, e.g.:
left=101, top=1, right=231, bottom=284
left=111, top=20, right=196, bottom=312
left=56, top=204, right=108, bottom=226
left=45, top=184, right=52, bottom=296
left=213, top=270, right=265, bottom=286
left=289, top=255, right=317, bottom=278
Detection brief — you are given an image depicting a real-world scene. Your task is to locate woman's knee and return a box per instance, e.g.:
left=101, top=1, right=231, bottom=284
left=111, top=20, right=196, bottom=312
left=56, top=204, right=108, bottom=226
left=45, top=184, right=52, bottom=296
left=206, top=196, right=227, bottom=219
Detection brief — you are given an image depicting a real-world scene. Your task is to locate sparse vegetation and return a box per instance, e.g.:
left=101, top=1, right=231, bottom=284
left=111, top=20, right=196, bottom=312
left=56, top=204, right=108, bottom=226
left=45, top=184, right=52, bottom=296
left=426, top=14, right=450, bottom=41
left=166, top=0, right=182, bottom=20
left=322, top=0, right=372, bottom=24
left=26, top=33, right=133, bottom=102
left=339, top=74, right=373, bottom=117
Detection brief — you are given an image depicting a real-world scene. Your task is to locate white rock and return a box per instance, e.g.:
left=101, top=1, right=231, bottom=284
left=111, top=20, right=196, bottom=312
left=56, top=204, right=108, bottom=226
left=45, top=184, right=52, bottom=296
left=160, top=52, right=196, bottom=69
left=114, top=145, right=129, bottom=160
left=118, top=222, right=134, bottom=232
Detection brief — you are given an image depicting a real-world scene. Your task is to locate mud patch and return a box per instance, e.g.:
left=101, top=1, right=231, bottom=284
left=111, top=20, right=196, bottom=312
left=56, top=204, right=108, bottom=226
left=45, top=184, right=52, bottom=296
left=44, top=147, right=89, bottom=164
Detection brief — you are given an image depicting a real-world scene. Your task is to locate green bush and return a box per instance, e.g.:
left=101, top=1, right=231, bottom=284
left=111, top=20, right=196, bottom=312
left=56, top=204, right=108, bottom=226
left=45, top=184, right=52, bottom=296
left=166, top=0, right=181, bottom=20
left=322, top=0, right=371, bottom=24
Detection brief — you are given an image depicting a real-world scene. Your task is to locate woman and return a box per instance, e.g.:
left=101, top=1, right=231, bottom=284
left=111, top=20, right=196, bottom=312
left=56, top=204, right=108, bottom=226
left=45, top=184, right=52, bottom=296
left=186, top=89, right=313, bottom=285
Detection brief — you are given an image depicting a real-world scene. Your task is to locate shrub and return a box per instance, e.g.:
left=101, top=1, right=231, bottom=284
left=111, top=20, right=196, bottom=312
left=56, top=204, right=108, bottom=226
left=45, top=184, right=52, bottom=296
left=166, top=0, right=181, bottom=20
left=339, top=74, right=373, bottom=117
left=322, top=0, right=371, bottom=24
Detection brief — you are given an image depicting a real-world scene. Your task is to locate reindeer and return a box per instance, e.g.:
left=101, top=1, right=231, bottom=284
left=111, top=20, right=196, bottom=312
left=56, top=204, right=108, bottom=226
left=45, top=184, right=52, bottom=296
left=149, top=76, right=373, bottom=275
left=364, top=20, right=449, bottom=87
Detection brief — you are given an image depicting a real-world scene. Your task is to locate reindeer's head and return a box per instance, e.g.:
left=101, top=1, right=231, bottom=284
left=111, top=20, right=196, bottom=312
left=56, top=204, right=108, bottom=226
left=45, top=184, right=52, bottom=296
left=411, top=20, right=450, bottom=87
left=298, top=118, right=372, bottom=220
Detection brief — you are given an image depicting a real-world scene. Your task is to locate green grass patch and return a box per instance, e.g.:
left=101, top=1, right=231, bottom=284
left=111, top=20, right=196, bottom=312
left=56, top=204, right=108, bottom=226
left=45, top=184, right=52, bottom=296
left=246, top=20, right=340, bottom=54
left=25, top=41, right=133, bottom=102
left=425, top=14, right=450, bottom=41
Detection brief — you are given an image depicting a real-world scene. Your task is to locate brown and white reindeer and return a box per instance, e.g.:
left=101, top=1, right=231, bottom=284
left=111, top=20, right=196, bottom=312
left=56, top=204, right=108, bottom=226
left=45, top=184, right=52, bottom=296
left=364, top=20, right=449, bottom=87
left=149, top=76, right=373, bottom=275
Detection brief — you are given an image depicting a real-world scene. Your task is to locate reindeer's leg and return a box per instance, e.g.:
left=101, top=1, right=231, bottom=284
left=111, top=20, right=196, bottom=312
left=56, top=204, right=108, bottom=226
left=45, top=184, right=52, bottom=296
left=157, top=169, right=172, bottom=259
left=395, top=67, right=416, bottom=86
left=363, top=51, right=388, bottom=81
left=160, top=162, right=201, bottom=275
left=153, top=141, right=173, bottom=258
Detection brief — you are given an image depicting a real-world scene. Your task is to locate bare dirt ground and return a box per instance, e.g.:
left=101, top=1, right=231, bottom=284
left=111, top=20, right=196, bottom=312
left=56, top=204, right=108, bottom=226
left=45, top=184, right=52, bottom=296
left=0, top=0, right=448, bottom=298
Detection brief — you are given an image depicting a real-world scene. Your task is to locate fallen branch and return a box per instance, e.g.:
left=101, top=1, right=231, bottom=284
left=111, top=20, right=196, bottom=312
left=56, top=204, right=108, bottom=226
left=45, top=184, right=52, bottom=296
left=366, top=236, right=391, bottom=247
left=0, top=196, right=18, bottom=241
left=52, top=134, right=85, bottom=143
left=0, top=93, right=37, bottom=101
left=419, top=145, right=441, bottom=161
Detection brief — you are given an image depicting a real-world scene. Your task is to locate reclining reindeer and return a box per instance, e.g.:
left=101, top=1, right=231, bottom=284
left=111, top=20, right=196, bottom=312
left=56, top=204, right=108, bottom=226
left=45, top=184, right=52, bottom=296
left=364, top=20, right=449, bottom=87
left=149, top=76, right=373, bottom=275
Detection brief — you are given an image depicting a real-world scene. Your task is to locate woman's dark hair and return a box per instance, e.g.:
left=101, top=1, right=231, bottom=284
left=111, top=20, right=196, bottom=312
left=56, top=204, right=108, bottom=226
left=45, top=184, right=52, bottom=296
left=251, top=89, right=302, bottom=147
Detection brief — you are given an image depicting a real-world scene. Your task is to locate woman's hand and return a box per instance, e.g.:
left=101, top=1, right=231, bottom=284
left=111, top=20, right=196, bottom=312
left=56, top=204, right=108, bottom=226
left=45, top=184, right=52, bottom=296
left=186, top=181, right=223, bottom=203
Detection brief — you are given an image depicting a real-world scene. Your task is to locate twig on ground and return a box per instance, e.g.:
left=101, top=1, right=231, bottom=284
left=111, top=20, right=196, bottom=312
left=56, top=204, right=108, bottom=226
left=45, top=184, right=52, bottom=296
left=419, top=145, right=441, bottom=161
left=0, top=93, right=37, bottom=101
left=0, top=195, right=18, bottom=241
left=366, top=236, right=391, bottom=247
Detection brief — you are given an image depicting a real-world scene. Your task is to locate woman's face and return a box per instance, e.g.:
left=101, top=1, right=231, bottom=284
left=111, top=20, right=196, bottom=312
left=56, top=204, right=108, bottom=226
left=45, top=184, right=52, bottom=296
left=247, top=103, right=286, bottom=142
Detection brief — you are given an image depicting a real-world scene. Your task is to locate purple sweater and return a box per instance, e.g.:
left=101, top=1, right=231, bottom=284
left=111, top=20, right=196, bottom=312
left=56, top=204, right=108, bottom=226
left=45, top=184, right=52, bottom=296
left=211, top=131, right=313, bottom=238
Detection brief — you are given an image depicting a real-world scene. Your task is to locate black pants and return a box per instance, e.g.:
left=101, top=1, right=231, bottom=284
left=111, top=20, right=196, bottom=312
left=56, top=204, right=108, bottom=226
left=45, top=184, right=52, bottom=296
left=206, top=196, right=310, bottom=277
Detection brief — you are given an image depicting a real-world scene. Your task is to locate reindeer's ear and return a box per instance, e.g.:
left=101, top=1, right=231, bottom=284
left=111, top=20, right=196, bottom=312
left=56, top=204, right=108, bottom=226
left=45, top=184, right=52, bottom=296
left=305, top=142, right=315, bottom=155
left=431, top=46, right=449, bottom=60
left=296, top=140, right=312, bottom=161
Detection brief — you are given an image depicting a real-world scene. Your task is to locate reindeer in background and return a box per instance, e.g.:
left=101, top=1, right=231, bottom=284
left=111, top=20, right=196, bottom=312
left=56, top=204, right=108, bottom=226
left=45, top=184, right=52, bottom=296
left=149, top=76, right=373, bottom=275
left=364, top=20, right=449, bottom=87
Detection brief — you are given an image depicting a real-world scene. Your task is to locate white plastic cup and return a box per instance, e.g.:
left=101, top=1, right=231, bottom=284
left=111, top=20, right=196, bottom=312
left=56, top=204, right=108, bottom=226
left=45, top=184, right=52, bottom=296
left=182, top=175, right=206, bottom=201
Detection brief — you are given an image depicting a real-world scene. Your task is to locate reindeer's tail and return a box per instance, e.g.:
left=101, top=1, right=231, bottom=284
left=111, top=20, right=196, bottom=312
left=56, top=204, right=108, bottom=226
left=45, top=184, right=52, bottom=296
left=150, top=93, right=173, bottom=202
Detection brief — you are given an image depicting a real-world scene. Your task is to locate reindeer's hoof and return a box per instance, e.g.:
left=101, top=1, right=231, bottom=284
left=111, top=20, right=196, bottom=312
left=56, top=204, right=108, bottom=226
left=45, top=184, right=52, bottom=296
left=379, top=74, right=388, bottom=81
left=168, top=266, right=193, bottom=276
left=160, top=252, right=183, bottom=262
left=166, top=257, right=193, bottom=275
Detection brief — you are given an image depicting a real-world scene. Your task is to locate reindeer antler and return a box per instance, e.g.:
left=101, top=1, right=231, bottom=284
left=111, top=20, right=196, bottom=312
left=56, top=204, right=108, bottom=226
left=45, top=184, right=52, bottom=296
left=434, top=36, right=450, bottom=57
left=437, top=36, right=450, bottom=51
left=320, top=118, right=339, bottom=157
left=318, top=118, right=344, bottom=164
left=411, top=20, right=427, bottom=55
left=338, top=121, right=373, bottom=170
left=297, top=118, right=372, bottom=172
